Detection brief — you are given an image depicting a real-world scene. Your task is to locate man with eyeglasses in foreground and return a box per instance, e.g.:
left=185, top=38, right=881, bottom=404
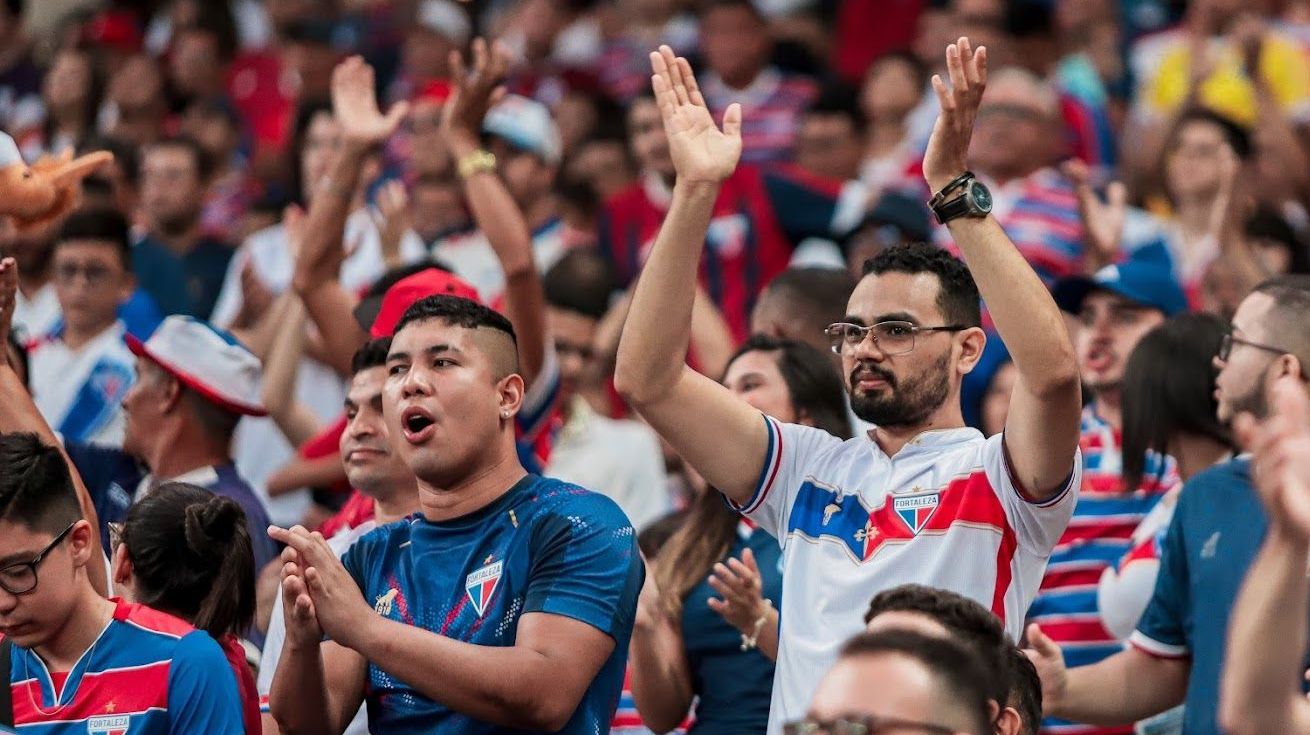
left=791, top=629, right=993, bottom=735
left=1025, top=276, right=1310, bottom=735
left=615, top=37, right=1081, bottom=734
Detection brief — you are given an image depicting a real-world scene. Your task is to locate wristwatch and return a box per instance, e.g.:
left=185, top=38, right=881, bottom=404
left=457, top=149, right=497, bottom=179
left=928, top=174, right=993, bottom=224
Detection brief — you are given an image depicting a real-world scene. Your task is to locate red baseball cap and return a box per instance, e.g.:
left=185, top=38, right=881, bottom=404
left=360, top=268, right=483, bottom=339
left=414, top=80, right=454, bottom=106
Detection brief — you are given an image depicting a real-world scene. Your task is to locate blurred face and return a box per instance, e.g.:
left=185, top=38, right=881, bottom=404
left=409, top=99, right=453, bottom=177
left=44, top=50, right=93, bottom=112
left=751, top=293, right=830, bottom=357
left=342, top=367, right=415, bottom=497
left=0, top=519, right=94, bottom=650
left=981, top=361, right=1017, bottom=437
left=1075, top=291, right=1166, bottom=394
left=283, top=42, right=337, bottom=99
left=301, top=112, right=343, bottom=199
left=1213, top=292, right=1280, bottom=422
left=182, top=109, right=238, bottom=161
left=52, top=241, right=132, bottom=336
left=970, top=88, right=1054, bottom=181
left=841, top=272, right=973, bottom=428
left=1165, top=121, right=1230, bottom=202
left=404, top=29, right=454, bottom=80
left=384, top=319, right=521, bottom=489
left=109, top=55, right=164, bottom=112
left=140, top=145, right=205, bottom=235
left=569, top=140, right=636, bottom=199
left=861, top=58, right=922, bottom=123
left=547, top=306, right=598, bottom=404
left=806, top=654, right=956, bottom=732
left=723, top=349, right=799, bottom=424
left=628, top=99, right=673, bottom=179
left=701, top=6, right=771, bottom=87
left=488, top=139, right=555, bottom=209
left=411, top=181, right=467, bottom=242
left=121, top=358, right=171, bottom=459
left=169, top=30, right=221, bottom=97
left=797, top=114, right=863, bottom=181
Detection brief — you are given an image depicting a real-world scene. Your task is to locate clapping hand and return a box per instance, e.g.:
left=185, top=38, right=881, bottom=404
left=648, top=45, right=741, bottom=185
left=332, top=56, right=409, bottom=149
left=1063, top=159, right=1126, bottom=272
left=706, top=548, right=769, bottom=635
left=269, top=525, right=375, bottom=649
left=923, top=37, right=988, bottom=193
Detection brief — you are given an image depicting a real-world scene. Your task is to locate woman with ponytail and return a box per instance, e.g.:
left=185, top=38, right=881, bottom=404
left=110, top=482, right=260, bottom=734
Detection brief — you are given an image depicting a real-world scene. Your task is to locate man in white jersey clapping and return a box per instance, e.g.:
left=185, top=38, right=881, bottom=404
left=615, top=39, right=1082, bottom=734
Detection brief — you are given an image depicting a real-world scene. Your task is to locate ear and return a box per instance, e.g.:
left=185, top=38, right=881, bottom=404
left=795, top=409, right=815, bottom=429
left=995, top=705, right=1024, bottom=735
left=117, top=270, right=137, bottom=304
left=956, top=327, right=987, bottom=375
left=496, top=373, right=526, bottom=423
left=1275, top=353, right=1305, bottom=383
left=160, top=373, right=185, bottom=413
left=111, top=543, right=133, bottom=586
left=68, top=519, right=97, bottom=568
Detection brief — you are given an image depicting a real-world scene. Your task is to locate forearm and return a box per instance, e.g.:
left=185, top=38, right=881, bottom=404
left=293, top=144, right=369, bottom=296
left=615, top=183, right=719, bottom=403
left=754, top=608, right=778, bottom=662
left=300, top=282, right=368, bottom=376
left=629, top=619, right=695, bottom=733
left=261, top=297, right=308, bottom=419
left=1057, top=648, right=1188, bottom=725
left=689, top=288, right=735, bottom=380
left=352, top=616, right=591, bottom=731
left=453, top=139, right=547, bottom=384
left=269, top=643, right=337, bottom=735
left=1219, top=527, right=1310, bottom=735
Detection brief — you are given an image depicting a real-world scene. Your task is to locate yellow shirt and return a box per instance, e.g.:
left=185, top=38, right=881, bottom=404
left=1144, top=34, right=1310, bottom=126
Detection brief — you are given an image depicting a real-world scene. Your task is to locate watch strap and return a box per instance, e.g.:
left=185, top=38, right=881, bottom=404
left=932, top=192, right=974, bottom=224
left=928, top=170, right=976, bottom=207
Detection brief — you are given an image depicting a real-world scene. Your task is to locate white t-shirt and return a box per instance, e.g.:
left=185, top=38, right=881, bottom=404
left=209, top=210, right=425, bottom=526
left=28, top=321, right=135, bottom=447
left=12, top=281, right=61, bottom=343
left=735, top=416, right=1080, bottom=734
left=430, top=219, right=566, bottom=303
left=259, top=519, right=378, bottom=735
left=545, top=397, right=670, bottom=531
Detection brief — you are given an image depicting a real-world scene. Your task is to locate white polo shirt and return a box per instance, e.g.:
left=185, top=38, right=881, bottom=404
left=735, top=416, right=1079, bottom=734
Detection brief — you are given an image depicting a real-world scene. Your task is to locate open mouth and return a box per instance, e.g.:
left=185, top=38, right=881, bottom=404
left=400, top=407, right=437, bottom=444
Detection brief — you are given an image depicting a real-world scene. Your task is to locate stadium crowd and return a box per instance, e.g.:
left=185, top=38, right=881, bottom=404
left=0, top=0, right=1309, bottom=733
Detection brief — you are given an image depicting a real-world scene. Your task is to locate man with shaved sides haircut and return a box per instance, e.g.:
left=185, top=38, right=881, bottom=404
left=267, top=291, right=643, bottom=735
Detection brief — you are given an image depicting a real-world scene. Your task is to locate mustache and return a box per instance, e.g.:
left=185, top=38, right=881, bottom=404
left=850, top=364, right=897, bottom=388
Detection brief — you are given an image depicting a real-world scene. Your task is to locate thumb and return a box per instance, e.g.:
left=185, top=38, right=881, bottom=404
left=1027, top=623, right=1060, bottom=657
left=1107, top=181, right=1128, bottom=212
left=722, top=103, right=742, bottom=140
left=1060, top=158, right=1090, bottom=189
left=741, top=546, right=759, bottom=573
left=383, top=101, right=410, bottom=131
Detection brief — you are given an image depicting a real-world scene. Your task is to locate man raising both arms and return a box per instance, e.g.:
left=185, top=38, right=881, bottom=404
left=615, top=39, right=1082, bottom=733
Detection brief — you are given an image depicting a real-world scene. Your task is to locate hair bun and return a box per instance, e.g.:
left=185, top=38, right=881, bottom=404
left=183, top=495, right=241, bottom=557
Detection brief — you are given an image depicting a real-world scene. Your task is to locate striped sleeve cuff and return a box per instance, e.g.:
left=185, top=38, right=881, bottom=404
left=728, top=414, right=782, bottom=516
left=1128, top=630, right=1190, bottom=659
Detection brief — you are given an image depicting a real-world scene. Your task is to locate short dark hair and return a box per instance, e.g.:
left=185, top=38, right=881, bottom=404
left=1007, top=647, right=1043, bottom=735
left=863, top=584, right=1011, bottom=709
left=0, top=433, right=82, bottom=536
left=864, top=242, right=982, bottom=328
left=699, top=0, right=766, bottom=22
left=806, top=83, right=867, bottom=134
left=351, top=337, right=393, bottom=376
left=543, top=249, right=616, bottom=319
left=838, top=629, right=993, bottom=735
left=1121, top=313, right=1232, bottom=492
left=760, top=267, right=857, bottom=333
left=1168, top=107, right=1252, bottom=160
left=120, top=483, right=254, bottom=638
left=55, top=207, right=132, bottom=269
left=1253, top=274, right=1310, bottom=376
left=144, top=135, right=214, bottom=182
left=1246, top=209, right=1310, bottom=275
left=393, top=294, right=518, bottom=345
left=728, top=334, right=851, bottom=440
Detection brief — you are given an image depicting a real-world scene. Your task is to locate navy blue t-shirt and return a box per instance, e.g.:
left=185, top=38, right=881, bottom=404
left=681, top=525, right=781, bottom=734
left=341, top=474, right=643, bottom=734
left=1132, top=458, right=1310, bottom=734
left=133, top=235, right=233, bottom=319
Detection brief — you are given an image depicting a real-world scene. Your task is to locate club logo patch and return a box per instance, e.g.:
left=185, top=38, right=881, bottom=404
left=88, top=715, right=130, bottom=735
left=893, top=492, right=940, bottom=535
left=465, top=560, right=503, bottom=617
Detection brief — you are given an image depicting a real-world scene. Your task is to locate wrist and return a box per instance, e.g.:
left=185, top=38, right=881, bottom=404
left=672, top=180, right=722, bottom=200
left=447, top=133, right=481, bottom=159
left=927, top=170, right=967, bottom=194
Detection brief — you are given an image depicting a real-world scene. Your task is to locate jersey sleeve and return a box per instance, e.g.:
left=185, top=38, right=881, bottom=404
left=523, top=495, right=643, bottom=640
left=761, top=168, right=842, bottom=243
left=167, top=631, right=246, bottom=735
left=1129, top=494, right=1192, bottom=659
left=724, top=415, right=845, bottom=540
left=981, top=433, right=1079, bottom=555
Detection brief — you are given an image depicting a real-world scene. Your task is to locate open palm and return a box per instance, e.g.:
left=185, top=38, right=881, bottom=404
left=332, top=56, right=408, bottom=146
left=650, top=45, right=741, bottom=184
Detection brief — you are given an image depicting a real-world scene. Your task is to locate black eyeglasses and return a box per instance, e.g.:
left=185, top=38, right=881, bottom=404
left=0, top=522, right=77, bottom=596
left=1217, top=332, right=1285, bottom=363
left=825, top=321, right=968, bottom=356
left=784, top=715, right=958, bottom=735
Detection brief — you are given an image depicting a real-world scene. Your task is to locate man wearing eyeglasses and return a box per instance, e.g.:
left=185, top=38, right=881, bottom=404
left=616, top=38, right=1081, bottom=734
left=1025, top=276, right=1310, bottom=735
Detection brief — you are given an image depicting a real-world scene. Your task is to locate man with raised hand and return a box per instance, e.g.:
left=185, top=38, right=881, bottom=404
left=615, top=39, right=1081, bottom=733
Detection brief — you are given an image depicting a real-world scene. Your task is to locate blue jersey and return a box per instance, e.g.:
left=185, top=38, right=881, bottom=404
left=342, top=474, right=643, bottom=734
left=5, top=599, right=243, bottom=734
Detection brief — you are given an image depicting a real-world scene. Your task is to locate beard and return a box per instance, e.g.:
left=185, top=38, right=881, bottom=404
left=850, top=352, right=953, bottom=428
left=1224, top=379, right=1270, bottom=422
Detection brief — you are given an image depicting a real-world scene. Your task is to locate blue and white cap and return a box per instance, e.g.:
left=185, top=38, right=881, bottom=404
left=1053, top=259, right=1189, bottom=317
left=0, top=131, right=23, bottom=167
left=483, top=94, right=562, bottom=165
left=126, top=316, right=266, bottom=416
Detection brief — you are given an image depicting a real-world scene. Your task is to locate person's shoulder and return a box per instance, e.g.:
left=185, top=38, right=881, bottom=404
left=116, top=600, right=199, bottom=640
left=522, top=475, right=633, bottom=527
left=1177, top=457, right=1251, bottom=502
left=346, top=516, right=416, bottom=559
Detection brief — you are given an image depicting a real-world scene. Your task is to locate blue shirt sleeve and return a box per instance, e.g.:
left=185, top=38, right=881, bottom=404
left=1131, top=486, right=1192, bottom=658
left=167, top=631, right=245, bottom=735
left=523, top=495, right=643, bottom=640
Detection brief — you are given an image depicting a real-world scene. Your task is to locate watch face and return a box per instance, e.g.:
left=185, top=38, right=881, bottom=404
left=969, top=181, right=993, bottom=213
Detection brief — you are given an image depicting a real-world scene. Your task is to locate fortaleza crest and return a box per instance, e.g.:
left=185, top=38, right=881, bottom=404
left=465, top=559, right=504, bottom=617
left=893, top=492, right=940, bottom=535
left=87, top=715, right=131, bottom=735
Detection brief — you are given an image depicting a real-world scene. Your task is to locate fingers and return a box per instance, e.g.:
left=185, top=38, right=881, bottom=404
left=722, top=103, right=742, bottom=140
left=449, top=48, right=467, bottom=87
left=946, top=40, right=968, bottom=97
left=1026, top=623, right=1060, bottom=658
left=677, top=57, right=706, bottom=108
left=383, top=100, right=410, bottom=131
left=662, top=46, right=691, bottom=107
left=1107, top=181, right=1128, bottom=211
left=740, top=546, right=759, bottom=573
left=930, top=74, right=954, bottom=114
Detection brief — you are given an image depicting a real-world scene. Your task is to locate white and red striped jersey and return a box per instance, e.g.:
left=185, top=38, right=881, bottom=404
left=733, top=416, right=1079, bottom=734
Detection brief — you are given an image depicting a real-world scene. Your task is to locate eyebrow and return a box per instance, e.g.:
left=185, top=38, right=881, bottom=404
left=387, top=343, right=465, bottom=363
left=842, top=312, right=920, bottom=326
left=0, top=551, right=37, bottom=566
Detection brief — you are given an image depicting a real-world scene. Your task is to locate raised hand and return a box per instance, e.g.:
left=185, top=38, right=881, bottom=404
left=1063, top=159, right=1127, bottom=272
left=706, top=547, right=771, bottom=636
left=374, top=179, right=412, bottom=267
left=1023, top=623, right=1069, bottom=715
left=442, top=38, right=511, bottom=151
left=649, top=45, right=741, bottom=185
left=332, top=56, right=409, bottom=147
left=0, top=257, right=16, bottom=363
left=923, top=37, right=988, bottom=192
left=1235, top=376, right=1310, bottom=539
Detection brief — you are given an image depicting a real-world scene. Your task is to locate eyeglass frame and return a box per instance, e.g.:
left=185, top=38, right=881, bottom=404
left=1217, top=332, right=1286, bottom=363
left=0, top=521, right=79, bottom=596
left=783, top=715, right=959, bottom=735
left=824, top=320, right=969, bottom=356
